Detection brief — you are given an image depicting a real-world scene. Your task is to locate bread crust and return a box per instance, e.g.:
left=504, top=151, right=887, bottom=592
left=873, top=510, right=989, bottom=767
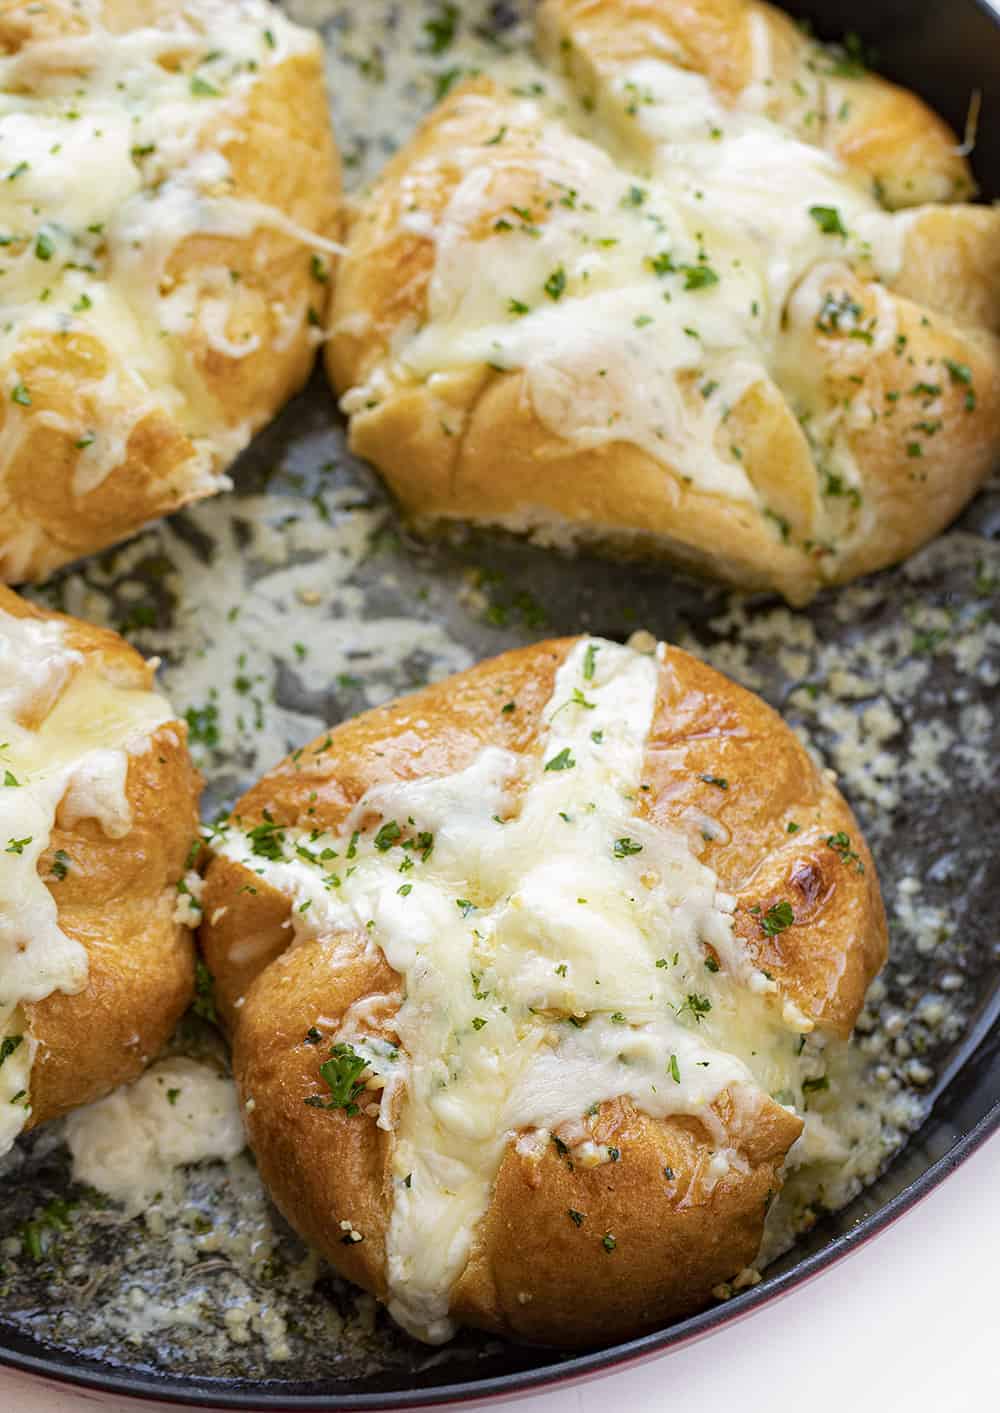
left=0, top=0, right=341, bottom=584
left=328, top=0, right=1000, bottom=604
left=537, top=0, right=973, bottom=206
left=0, top=586, right=201, bottom=1127
left=201, top=638, right=886, bottom=1345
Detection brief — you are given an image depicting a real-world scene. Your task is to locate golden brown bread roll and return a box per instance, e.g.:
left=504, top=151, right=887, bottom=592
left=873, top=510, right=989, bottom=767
left=200, top=635, right=886, bottom=1346
left=0, top=0, right=341, bottom=584
left=0, top=585, right=201, bottom=1154
left=328, top=0, right=1000, bottom=604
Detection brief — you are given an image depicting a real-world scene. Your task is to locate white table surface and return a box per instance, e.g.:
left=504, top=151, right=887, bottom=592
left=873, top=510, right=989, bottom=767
left=3, top=1130, right=996, bottom=1413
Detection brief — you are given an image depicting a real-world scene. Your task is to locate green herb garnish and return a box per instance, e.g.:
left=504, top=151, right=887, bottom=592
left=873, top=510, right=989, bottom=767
left=190, top=74, right=221, bottom=97
left=825, top=831, right=864, bottom=873
left=682, top=264, right=718, bottom=290
left=544, top=266, right=566, bottom=300
left=310, top=1043, right=369, bottom=1116
left=374, top=820, right=402, bottom=851
left=809, top=205, right=847, bottom=237
left=423, top=2, right=458, bottom=54
left=678, top=993, right=712, bottom=1023
left=761, top=900, right=795, bottom=936
left=192, top=959, right=217, bottom=1024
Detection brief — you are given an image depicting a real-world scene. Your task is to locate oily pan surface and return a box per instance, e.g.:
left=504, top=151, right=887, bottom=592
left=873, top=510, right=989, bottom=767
left=0, top=0, right=997, bottom=1392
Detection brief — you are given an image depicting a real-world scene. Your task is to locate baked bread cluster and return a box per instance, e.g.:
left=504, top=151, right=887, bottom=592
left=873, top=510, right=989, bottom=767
left=328, top=0, right=1000, bottom=603
left=200, top=636, right=886, bottom=1346
left=6, top=0, right=985, bottom=1359
left=0, top=586, right=200, bottom=1155
left=0, top=0, right=340, bottom=584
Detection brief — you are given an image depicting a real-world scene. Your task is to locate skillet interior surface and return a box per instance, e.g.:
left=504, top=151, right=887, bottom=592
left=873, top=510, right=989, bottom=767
left=0, top=0, right=998, bottom=1405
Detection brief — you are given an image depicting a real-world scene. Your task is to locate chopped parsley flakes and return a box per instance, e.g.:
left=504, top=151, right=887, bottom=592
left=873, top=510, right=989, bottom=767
left=423, top=2, right=458, bottom=54
left=682, top=263, right=718, bottom=290
left=192, top=960, right=217, bottom=1025
left=808, top=204, right=847, bottom=236
left=761, top=900, right=795, bottom=937
left=374, top=820, right=402, bottom=851
left=543, top=266, right=566, bottom=300
left=307, top=1043, right=369, bottom=1116
left=826, top=831, right=865, bottom=873
left=50, top=849, right=71, bottom=881
left=678, top=993, right=712, bottom=1023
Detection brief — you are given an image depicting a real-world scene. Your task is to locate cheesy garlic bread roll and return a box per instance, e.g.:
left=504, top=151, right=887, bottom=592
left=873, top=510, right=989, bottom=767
left=329, top=0, right=1000, bottom=604
left=0, top=586, right=200, bottom=1155
left=0, top=0, right=340, bottom=584
left=200, top=636, right=886, bottom=1346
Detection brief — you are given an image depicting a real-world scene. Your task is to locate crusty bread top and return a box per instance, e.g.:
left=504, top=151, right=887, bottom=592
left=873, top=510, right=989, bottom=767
left=0, top=0, right=341, bottom=583
left=205, top=636, right=884, bottom=1034
left=0, top=585, right=199, bottom=1149
left=329, top=0, right=1000, bottom=602
left=538, top=0, right=973, bottom=208
left=201, top=636, right=886, bottom=1342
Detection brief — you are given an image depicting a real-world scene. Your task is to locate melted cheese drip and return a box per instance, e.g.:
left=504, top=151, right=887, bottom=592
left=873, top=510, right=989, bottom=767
left=65, top=1056, right=245, bottom=1216
left=0, top=608, right=172, bottom=1154
left=218, top=638, right=846, bottom=1343
left=0, top=0, right=327, bottom=497
left=364, top=53, right=912, bottom=508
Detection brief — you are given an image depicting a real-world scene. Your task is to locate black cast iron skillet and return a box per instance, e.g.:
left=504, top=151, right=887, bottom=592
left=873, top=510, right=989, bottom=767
left=2, top=0, right=998, bottom=1405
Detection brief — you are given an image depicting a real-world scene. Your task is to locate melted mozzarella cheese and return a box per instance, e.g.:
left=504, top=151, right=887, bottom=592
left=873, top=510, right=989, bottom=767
left=0, top=0, right=329, bottom=498
left=364, top=54, right=911, bottom=509
left=217, top=637, right=844, bottom=1343
left=65, top=1057, right=245, bottom=1215
left=0, top=608, right=173, bottom=1154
